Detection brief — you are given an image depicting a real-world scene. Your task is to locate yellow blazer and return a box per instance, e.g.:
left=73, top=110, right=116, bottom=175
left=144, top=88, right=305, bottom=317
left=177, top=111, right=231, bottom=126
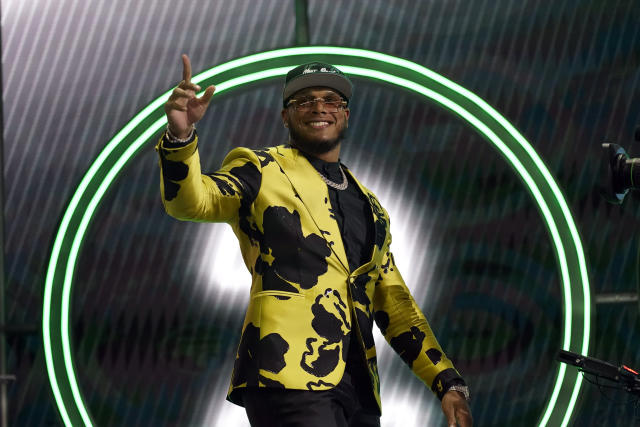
left=156, top=136, right=462, bottom=410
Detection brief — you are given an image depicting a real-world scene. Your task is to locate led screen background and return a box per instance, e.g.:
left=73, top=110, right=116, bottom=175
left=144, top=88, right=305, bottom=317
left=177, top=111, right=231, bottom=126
left=3, top=0, right=639, bottom=426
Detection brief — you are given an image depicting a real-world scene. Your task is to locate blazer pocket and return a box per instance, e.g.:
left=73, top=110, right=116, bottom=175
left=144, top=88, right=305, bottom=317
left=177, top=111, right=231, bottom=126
left=257, top=290, right=311, bottom=354
left=252, top=290, right=304, bottom=299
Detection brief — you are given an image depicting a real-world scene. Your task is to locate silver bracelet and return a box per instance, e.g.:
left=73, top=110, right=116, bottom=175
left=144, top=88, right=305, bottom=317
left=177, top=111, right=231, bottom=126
left=447, top=385, right=470, bottom=402
left=166, top=124, right=195, bottom=143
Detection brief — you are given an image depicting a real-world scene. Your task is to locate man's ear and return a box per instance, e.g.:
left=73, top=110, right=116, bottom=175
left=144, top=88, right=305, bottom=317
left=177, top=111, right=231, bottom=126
left=344, top=108, right=350, bottom=126
left=281, top=108, right=289, bottom=128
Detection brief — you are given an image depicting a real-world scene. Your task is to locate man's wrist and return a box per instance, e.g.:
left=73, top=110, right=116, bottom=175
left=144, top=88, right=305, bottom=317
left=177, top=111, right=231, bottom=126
left=163, top=125, right=197, bottom=149
left=166, top=124, right=195, bottom=143
left=431, top=368, right=468, bottom=400
left=446, top=385, right=470, bottom=402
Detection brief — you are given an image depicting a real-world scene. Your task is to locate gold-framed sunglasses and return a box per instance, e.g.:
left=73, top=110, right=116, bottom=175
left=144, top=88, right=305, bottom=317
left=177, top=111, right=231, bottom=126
left=287, top=96, right=348, bottom=112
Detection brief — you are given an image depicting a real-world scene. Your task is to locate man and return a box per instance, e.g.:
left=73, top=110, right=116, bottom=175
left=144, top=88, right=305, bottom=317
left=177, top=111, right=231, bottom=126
left=157, top=54, right=472, bottom=427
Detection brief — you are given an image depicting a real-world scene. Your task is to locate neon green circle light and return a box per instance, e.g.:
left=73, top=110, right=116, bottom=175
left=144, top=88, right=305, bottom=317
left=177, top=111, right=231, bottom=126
left=43, top=46, right=590, bottom=426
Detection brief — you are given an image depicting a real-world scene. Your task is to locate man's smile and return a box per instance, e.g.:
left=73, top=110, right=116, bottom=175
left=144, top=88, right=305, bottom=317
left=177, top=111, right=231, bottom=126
left=307, top=120, right=332, bottom=129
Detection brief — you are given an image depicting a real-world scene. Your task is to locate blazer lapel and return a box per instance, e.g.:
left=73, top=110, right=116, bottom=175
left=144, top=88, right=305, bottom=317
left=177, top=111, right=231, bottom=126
left=273, top=146, right=350, bottom=273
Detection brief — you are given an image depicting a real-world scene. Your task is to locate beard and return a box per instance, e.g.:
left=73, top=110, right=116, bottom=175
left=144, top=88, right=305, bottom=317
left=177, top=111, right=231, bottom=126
left=288, top=124, right=348, bottom=156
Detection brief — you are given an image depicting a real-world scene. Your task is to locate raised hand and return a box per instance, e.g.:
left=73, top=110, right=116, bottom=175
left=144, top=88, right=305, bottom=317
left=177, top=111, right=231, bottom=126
left=164, top=54, right=215, bottom=139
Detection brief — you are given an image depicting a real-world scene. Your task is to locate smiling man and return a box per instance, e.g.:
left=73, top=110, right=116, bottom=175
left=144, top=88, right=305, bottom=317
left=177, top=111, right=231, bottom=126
left=157, top=56, right=472, bottom=427
left=280, top=64, right=350, bottom=161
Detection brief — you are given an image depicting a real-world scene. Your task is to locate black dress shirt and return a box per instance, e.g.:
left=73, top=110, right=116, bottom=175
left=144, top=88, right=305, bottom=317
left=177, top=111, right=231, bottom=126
left=302, top=152, right=380, bottom=414
left=302, top=153, right=375, bottom=272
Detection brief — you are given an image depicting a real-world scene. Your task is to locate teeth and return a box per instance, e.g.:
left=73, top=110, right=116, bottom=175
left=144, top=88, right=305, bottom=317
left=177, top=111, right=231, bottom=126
left=309, top=121, right=329, bottom=127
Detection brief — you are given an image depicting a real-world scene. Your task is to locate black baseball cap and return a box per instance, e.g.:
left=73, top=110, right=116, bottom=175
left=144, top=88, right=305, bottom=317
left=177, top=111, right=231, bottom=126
left=282, top=62, right=353, bottom=107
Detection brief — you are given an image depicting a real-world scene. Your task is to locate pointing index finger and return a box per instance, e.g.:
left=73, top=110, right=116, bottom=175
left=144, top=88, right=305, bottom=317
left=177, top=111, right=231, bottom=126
left=182, top=54, right=192, bottom=84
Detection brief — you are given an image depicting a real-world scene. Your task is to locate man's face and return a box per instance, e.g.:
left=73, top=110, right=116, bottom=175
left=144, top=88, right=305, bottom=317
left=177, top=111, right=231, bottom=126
left=281, top=87, right=350, bottom=156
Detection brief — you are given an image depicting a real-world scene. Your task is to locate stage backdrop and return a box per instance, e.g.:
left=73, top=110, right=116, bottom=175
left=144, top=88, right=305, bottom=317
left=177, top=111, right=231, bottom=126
left=2, top=0, right=639, bottom=426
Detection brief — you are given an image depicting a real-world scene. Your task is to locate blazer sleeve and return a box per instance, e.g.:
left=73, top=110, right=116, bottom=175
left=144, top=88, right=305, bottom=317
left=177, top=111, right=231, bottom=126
left=373, top=242, right=467, bottom=400
left=155, top=132, right=262, bottom=223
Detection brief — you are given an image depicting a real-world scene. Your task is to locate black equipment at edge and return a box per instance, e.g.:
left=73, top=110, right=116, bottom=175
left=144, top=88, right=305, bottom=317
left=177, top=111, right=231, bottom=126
left=599, top=126, right=640, bottom=204
left=557, top=350, right=640, bottom=397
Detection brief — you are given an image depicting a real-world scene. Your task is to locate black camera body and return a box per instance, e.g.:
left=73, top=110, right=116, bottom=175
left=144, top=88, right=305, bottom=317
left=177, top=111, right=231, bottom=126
left=599, top=129, right=640, bottom=204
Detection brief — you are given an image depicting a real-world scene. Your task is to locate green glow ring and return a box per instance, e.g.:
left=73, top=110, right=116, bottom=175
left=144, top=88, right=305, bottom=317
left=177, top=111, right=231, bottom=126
left=43, top=46, right=590, bottom=426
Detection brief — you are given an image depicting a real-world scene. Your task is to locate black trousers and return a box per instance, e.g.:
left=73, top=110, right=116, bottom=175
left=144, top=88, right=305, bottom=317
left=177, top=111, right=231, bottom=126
left=243, top=386, right=381, bottom=427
